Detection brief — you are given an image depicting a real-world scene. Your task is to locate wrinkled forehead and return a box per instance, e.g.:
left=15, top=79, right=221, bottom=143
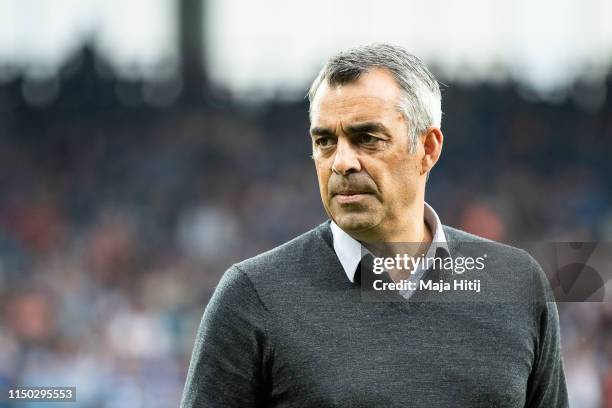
left=310, top=90, right=404, bottom=130
left=309, top=69, right=404, bottom=126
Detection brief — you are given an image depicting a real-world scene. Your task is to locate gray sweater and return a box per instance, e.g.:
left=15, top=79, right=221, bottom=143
left=181, top=222, right=568, bottom=407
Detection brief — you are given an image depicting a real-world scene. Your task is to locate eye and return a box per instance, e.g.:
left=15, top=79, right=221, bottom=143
left=358, top=134, right=379, bottom=145
left=314, top=137, right=336, bottom=148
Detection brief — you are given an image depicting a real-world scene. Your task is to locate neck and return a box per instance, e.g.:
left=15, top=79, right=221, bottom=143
left=351, top=203, right=433, bottom=244
left=359, top=202, right=433, bottom=282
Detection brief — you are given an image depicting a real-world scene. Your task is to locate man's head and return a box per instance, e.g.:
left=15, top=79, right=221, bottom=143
left=308, top=43, right=443, bottom=242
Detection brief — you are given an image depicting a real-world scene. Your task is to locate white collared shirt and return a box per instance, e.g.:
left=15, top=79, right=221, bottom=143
left=330, top=202, right=448, bottom=298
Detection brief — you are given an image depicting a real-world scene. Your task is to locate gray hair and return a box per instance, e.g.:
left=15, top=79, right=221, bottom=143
left=307, top=43, right=442, bottom=152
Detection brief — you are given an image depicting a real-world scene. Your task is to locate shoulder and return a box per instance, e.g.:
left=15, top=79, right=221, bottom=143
left=443, top=224, right=545, bottom=278
left=444, top=224, right=529, bottom=257
left=233, top=221, right=335, bottom=283
left=443, top=224, right=506, bottom=246
left=209, top=222, right=337, bottom=310
left=443, top=225, right=553, bottom=303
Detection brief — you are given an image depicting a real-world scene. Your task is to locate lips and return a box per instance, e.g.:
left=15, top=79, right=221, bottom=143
left=334, top=190, right=366, bottom=196
left=333, top=191, right=371, bottom=204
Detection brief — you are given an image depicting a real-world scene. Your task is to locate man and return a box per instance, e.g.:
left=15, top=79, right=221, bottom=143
left=181, top=44, right=568, bottom=407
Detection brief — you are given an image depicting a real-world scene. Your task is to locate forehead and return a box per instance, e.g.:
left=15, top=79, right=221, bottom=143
left=310, top=68, right=404, bottom=126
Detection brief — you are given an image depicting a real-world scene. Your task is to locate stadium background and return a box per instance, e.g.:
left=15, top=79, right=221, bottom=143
left=0, top=0, right=611, bottom=406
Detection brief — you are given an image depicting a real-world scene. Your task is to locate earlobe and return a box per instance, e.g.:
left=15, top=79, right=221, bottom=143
left=420, top=154, right=433, bottom=176
left=421, top=127, right=443, bottom=175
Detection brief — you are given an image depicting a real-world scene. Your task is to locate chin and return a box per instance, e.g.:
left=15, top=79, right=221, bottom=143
left=333, top=213, right=378, bottom=233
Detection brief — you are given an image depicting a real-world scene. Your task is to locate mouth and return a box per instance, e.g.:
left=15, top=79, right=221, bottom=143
left=333, top=192, right=371, bottom=204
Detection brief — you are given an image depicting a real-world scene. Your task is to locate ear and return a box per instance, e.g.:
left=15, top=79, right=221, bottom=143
left=420, top=127, right=443, bottom=175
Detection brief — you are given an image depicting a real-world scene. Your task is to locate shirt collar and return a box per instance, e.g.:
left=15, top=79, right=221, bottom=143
left=331, top=202, right=448, bottom=283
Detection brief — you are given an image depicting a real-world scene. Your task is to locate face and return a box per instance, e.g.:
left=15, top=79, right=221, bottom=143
left=309, top=68, right=432, bottom=241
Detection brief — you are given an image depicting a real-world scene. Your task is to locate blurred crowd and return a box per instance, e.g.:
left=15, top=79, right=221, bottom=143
left=0, top=48, right=611, bottom=407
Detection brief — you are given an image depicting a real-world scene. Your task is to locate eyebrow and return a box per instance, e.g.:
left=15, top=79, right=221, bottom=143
left=310, top=121, right=390, bottom=137
left=310, top=127, right=335, bottom=137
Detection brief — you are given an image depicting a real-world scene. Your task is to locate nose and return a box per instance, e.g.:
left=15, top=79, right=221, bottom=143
left=331, top=138, right=361, bottom=175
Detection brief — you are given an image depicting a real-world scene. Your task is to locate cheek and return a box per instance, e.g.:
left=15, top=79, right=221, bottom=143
left=314, top=160, right=330, bottom=193
left=376, top=158, right=420, bottom=196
